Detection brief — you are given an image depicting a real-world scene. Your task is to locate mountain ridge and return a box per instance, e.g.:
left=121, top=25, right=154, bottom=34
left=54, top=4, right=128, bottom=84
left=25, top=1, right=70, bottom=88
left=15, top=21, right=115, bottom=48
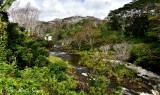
left=35, top=16, right=104, bottom=37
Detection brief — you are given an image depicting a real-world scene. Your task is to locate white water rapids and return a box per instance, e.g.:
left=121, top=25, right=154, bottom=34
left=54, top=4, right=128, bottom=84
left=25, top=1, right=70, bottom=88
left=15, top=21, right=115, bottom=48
left=103, top=59, right=160, bottom=95
left=50, top=45, right=160, bottom=95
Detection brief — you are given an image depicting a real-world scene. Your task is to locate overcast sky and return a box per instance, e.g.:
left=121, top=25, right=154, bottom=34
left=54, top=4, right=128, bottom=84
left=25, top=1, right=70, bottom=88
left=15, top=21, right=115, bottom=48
left=11, top=0, right=132, bottom=21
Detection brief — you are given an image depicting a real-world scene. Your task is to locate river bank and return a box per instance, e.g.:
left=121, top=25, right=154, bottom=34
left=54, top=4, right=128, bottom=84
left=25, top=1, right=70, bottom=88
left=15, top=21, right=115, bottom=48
left=50, top=46, right=160, bottom=95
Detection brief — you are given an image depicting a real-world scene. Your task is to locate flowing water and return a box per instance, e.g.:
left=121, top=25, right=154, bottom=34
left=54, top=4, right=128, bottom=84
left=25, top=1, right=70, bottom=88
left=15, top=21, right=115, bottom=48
left=103, top=59, right=160, bottom=94
left=50, top=46, right=160, bottom=95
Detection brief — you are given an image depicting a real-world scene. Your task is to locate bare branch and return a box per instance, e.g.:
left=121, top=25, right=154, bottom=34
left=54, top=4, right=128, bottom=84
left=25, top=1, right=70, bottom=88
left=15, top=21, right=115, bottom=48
left=99, top=45, right=111, bottom=54
left=9, top=2, right=40, bottom=36
left=113, top=42, right=132, bottom=61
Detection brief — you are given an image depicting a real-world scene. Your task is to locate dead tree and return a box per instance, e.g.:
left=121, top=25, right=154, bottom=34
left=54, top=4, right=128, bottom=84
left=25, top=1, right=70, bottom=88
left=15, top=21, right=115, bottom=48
left=9, top=2, right=40, bottom=36
left=113, top=42, right=132, bottom=61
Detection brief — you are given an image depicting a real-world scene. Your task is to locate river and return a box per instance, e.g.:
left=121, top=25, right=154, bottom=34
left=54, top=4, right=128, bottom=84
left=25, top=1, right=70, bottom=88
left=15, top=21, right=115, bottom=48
left=50, top=46, right=160, bottom=95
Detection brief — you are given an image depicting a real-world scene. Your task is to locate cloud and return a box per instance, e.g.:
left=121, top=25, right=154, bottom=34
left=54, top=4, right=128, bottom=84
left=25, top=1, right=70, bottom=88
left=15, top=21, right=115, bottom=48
left=11, top=0, right=132, bottom=21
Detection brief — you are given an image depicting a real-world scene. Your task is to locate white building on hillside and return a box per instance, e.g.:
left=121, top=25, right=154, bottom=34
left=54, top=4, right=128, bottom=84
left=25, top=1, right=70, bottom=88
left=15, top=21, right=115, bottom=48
left=44, top=34, right=52, bottom=41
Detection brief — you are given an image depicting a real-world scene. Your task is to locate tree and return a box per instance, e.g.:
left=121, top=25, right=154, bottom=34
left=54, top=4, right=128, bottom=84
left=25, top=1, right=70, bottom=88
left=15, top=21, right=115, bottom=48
left=73, top=28, right=100, bottom=50
left=6, top=23, right=49, bottom=68
left=125, top=14, right=148, bottom=38
left=147, top=3, right=160, bottom=41
left=107, top=14, right=121, bottom=31
left=74, top=31, right=86, bottom=50
left=85, top=28, right=100, bottom=49
left=106, top=0, right=159, bottom=38
left=9, top=3, right=40, bottom=36
left=0, top=0, right=15, bottom=12
left=0, top=0, right=15, bottom=62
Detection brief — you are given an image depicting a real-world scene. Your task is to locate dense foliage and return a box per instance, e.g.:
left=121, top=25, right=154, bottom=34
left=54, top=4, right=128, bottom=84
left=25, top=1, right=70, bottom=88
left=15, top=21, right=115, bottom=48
left=76, top=51, right=150, bottom=94
left=0, top=0, right=15, bottom=62
left=53, top=0, right=160, bottom=74
left=106, top=0, right=160, bottom=73
left=0, top=0, right=160, bottom=94
left=7, top=23, right=50, bottom=69
left=0, top=57, right=87, bottom=95
left=0, top=1, right=86, bottom=94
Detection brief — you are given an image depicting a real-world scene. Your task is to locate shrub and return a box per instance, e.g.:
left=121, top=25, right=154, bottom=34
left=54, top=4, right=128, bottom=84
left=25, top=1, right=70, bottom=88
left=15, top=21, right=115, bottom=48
left=113, top=42, right=132, bottom=61
left=113, top=64, right=136, bottom=77
left=47, top=56, right=68, bottom=81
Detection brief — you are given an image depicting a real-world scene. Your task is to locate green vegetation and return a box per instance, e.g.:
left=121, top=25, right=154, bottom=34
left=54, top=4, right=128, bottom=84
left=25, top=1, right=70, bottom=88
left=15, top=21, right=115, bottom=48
left=76, top=51, right=146, bottom=94
left=55, top=0, right=160, bottom=74
left=7, top=23, right=49, bottom=69
left=105, top=0, right=160, bottom=72
left=0, top=0, right=160, bottom=94
left=0, top=1, right=86, bottom=94
left=78, top=51, right=136, bottom=78
left=0, top=57, right=87, bottom=95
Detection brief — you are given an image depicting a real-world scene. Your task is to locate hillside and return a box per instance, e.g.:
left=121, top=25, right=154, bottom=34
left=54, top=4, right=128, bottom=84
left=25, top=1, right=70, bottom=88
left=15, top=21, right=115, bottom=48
left=0, top=0, right=160, bottom=94
left=35, top=16, right=103, bottom=38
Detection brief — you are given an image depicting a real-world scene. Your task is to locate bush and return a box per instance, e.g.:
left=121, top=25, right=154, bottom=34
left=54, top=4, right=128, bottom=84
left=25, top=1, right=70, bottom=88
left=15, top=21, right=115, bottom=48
left=0, top=57, right=84, bottom=95
left=113, top=42, right=132, bottom=61
left=47, top=56, right=68, bottom=81
left=131, top=43, right=150, bottom=64
left=89, top=74, right=109, bottom=95
left=113, top=64, right=136, bottom=77
left=6, top=23, right=49, bottom=69
left=0, top=62, right=47, bottom=95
